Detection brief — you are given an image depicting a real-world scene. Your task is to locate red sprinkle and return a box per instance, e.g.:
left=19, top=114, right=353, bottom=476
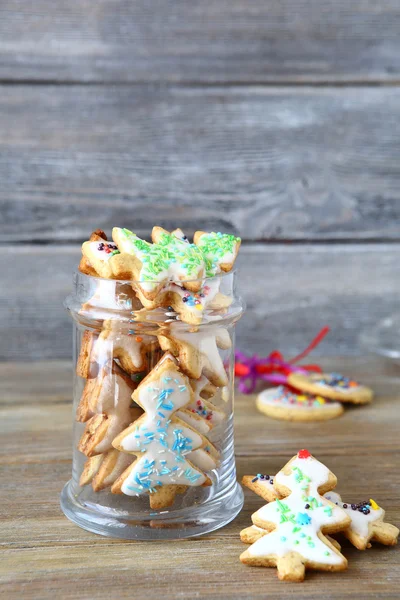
left=298, top=449, right=311, bottom=459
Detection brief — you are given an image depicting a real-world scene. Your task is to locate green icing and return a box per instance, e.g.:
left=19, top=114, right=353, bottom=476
left=120, top=229, right=204, bottom=282
left=118, top=228, right=240, bottom=282
left=198, top=232, right=240, bottom=276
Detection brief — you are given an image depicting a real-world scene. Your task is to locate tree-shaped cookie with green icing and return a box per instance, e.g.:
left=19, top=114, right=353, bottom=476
left=112, top=227, right=205, bottom=300
left=240, top=449, right=351, bottom=582
left=112, top=353, right=216, bottom=509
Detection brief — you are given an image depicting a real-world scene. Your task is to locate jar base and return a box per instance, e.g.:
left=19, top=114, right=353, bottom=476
left=60, top=479, right=244, bottom=540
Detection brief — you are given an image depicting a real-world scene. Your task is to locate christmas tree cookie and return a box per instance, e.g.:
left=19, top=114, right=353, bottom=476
left=324, top=491, right=399, bottom=550
left=112, top=227, right=205, bottom=299
left=112, top=353, right=215, bottom=509
left=240, top=450, right=351, bottom=581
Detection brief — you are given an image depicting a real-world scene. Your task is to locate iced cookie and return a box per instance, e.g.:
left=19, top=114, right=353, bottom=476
left=112, top=354, right=213, bottom=509
left=80, top=280, right=141, bottom=323
left=134, top=278, right=231, bottom=326
left=242, top=473, right=279, bottom=502
left=193, top=231, right=241, bottom=276
left=76, top=330, right=98, bottom=378
left=77, top=363, right=143, bottom=456
left=288, top=372, right=373, bottom=404
left=256, top=386, right=344, bottom=422
left=81, top=238, right=137, bottom=280
left=240, top=450, right=350, bottom=582
left=240, top=525, right=342, bottom=553
left=190, top=375, right=217, bottom=400
left=92, top=319, right=158, bottom=375
left=80, top=449, right=133, bottom=492
left=79, top=229, right=108, bottom=276
left=158, top=326, right=231, bottom=387
left=112, top=227, right=205, bottom=299
left=324, top=491, right=399, bottom=550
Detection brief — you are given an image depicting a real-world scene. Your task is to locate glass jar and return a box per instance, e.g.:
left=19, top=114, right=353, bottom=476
left=61, top=269, right=245, bottom=539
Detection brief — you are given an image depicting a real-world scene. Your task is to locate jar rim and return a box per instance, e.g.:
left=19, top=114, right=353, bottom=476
left=73, top=268, right=237, bottom=285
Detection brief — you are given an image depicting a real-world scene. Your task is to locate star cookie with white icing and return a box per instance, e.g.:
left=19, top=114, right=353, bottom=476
left=324, top=491, right=399, bottom=550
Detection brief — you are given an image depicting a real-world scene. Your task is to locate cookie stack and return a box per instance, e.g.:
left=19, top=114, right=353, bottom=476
left=257, top=373, right=374, bottom=422
left=74, top=226, right=241, bottom=509
left=240, top=449, right=399, bottom=582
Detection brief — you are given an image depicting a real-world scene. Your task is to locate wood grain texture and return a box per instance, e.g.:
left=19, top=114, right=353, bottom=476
left=1, top=243, right=399, bottom=360
left=2, top=85, right=400, bottom=243
left=1, top=358, right=399, bottom=599
left=0, top=1, right=400, bottom=83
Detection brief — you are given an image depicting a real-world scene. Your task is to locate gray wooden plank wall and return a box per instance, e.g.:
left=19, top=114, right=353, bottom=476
left=1, top=1, right=400, bottom=360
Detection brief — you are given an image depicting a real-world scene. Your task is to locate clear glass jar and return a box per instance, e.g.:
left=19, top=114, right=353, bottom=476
left=61, top=270, right=245, bottom=539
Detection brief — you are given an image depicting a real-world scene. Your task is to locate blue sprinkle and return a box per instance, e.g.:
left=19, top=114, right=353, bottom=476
left=126, top=485, right=142, bottom=494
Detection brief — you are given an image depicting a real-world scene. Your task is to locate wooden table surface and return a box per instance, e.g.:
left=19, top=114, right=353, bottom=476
left=1, top=358, right=399, bottom=599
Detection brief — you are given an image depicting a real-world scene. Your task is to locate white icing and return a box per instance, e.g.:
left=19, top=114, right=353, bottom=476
left=93, top=325, right=150, bottom=371
left=119, top=366, right=207, bottom=496
left=190, top=375, right=214, bottom=398
left=113, top=228, right=205, bottom=293
left=196, top=233, right=238, bottom=275
left=186, top=398, right=224, bottom=427
left=187, top=448, right=217, bottom=471
left=172, top=326, right=231, bottom=385
left=324, top=491, right=383, bottom=539
left=176, top=409, right=211, bottom=435
left=84, top=280, right=134, bottom=312
left=310, top=374, right=362, bottom=394
left=90, top=369, right=138, bottom=453
left=87, top=241, right=119, bottom=262
left=163, top=278, right=221, bottom=318
left=247, top=455, right=348, bottom=566
left=257, top=386, right=341, bottom=410
left=171, top=228, right=189, bottom=244
left=315, top=382, right=362, bottom=394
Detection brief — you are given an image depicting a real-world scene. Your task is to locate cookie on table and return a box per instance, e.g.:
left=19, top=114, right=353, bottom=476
left=324, top=491, right=399, bottom=550
left=240, top=525, right=342, bottom=553
left=242, top=473, right=279, bottom=502
left=256, top=386, right=344, bottom=422
left=287, top=372, right=373, bottom=404
left=240, top=449, right=351, bottom=582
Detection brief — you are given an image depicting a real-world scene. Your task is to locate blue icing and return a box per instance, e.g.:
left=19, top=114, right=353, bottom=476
left=297, top=512, right=312, bottom=526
